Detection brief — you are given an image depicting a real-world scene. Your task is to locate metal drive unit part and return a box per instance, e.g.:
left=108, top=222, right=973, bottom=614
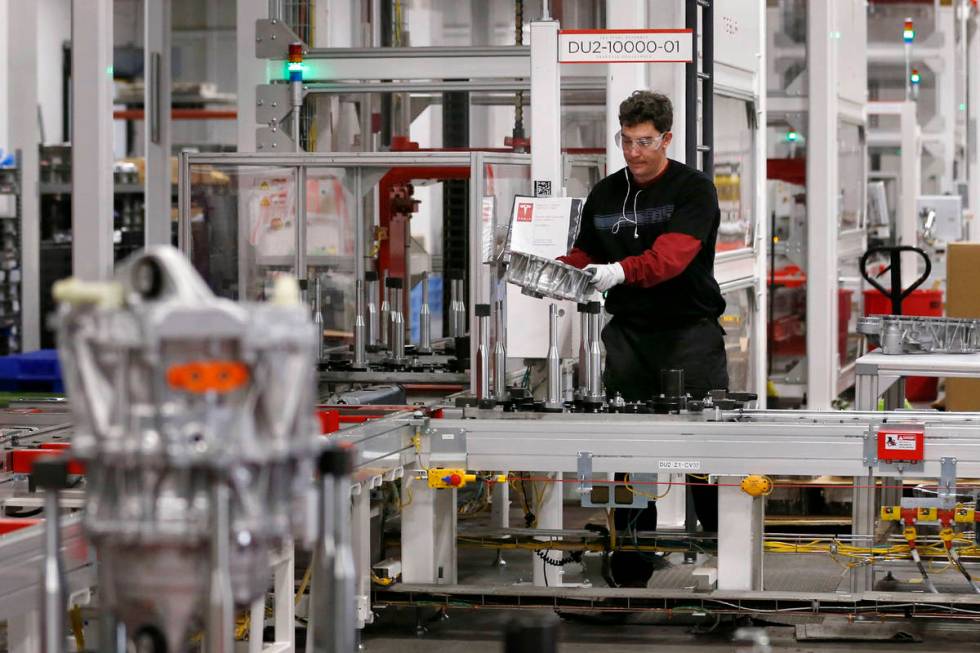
left=505, top=251, right=593, bottom=303
left=54, top=246, right=320, bottom=651
left=857, top=315, right=980, bottom=354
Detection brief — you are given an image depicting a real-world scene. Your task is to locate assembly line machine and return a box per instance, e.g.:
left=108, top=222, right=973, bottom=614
left=4, top=243, right=980, bottom=651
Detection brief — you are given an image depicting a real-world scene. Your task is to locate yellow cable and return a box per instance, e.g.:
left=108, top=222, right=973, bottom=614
left=69, top=606, right=85, bottom=651
left=623, top=474, right=671, bottom=501
left=296, top=562, right=313, bottom=606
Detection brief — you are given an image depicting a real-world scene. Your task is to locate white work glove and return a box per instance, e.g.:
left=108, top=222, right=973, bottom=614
left=585, top=263, right=625, bottom=292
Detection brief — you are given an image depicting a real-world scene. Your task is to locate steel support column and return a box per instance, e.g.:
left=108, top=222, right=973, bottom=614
left=401, top=472, right=457, bottom=584
left=530, top=20, right=561, bottom=197
left=144, top=0, right=172, bottom=247
left=8, top=1, right=39, bottom=349
left=969, top=12, right=979, bottom=220
left=753, top=0, right=769, bottom=407
left=532, top=475, right=563, bottom=586
left=351, top=485, right=373, bottom=628
left=71, top=0, right=114, bottom=281
left=604, top=1, right=647, bottom=173
left=806, top=0, right=839, bottom=409
left=717, top=476, right=763, bottom=591
left=898, top=103, right=923, bottom=285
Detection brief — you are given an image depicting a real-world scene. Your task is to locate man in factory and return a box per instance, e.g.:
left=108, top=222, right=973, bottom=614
left=559, top=90, right=728, bottom=588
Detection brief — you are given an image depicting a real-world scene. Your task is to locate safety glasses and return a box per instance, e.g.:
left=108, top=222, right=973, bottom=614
left=615, top=130, right=666, bottom=152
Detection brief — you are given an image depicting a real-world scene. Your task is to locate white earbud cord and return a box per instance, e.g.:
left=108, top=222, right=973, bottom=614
left=612, top=169, right=642, bottom=239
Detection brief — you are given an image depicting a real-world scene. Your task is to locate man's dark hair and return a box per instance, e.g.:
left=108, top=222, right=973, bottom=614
left=618, top=90, right=673, bottom=134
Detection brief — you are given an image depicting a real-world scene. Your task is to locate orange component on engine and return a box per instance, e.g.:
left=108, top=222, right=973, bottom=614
left=166, top=360, right=249, bottom=394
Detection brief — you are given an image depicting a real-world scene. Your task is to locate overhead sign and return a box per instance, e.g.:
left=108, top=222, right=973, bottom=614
left=559, top=29, right=693, bottom=64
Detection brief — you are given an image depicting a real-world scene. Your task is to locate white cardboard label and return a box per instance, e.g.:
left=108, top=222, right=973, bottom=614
left=658, top=460, right=702, bottom=472
left=559, top=29, right=693, bottom=64
left=884, top=433, right=917, bottom=451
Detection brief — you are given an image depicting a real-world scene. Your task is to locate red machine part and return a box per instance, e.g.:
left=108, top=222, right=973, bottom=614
left=375, top=166, right=469, bottom=311
left=877, top=425, right=925, bottom=463
left=316, top=405, right=444, bottom=435
left=8, top=446, right=84, bottom=475
left=0, top=518, right=41, bottom=535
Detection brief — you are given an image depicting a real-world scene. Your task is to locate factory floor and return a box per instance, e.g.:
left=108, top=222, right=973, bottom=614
left=361, top=550, right=980, bottom=651
left=359, top=502, right=980, bottom=651
left=362, top=610, right=980, bottom=652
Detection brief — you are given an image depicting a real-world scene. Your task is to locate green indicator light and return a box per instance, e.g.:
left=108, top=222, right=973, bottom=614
left=960, top=103, right=967, bottom=111
left=288, top=61, right=304, bottom=72
left=106, top=65, right=114, bottom=77
left=786, top=131, right=799, bottom=143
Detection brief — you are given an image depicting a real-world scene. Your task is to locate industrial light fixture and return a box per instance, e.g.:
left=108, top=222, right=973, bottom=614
left=902, top=18, right=915, bottom=44
left=287, top=42, right=305, bottom=81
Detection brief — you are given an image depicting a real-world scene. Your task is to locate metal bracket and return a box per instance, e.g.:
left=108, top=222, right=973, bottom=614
left=576, top=451, right=658, bottom=509
left=577, top=451, right=593, bottom=495
left=939, top=456, right=957, bottom=508
left=256, top=125, right=296, bottom=151
left=255, top=19, right=304, bottom=59
left=862, top=427, right=877, bottom=467
left=429, top=427, right=467, bottom=465
left=257, top=84, right=292, bottom=124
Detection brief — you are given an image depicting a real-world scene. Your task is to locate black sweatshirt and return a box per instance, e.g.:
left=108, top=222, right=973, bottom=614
left=569, top=160, right=726, bottom=330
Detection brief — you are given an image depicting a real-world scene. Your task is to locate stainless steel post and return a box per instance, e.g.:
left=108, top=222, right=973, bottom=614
left=379, top=271, right=390, bottom=349
left=309, top=448, right=356, bottom=653
left=493, top=300, right=507, bottom=400
left=330, top=453, right=356, bottom=653
left=449, top=271, right=466, bottom=338
left=35, top=459, right=67, bottom=653
left=207, top=481, right=234, bottom=653
left=577, top=303, right=589, bottom=399
left=419, top=271, right=432, bottom=353
left=448, top=274, right=460, bottom=338
left=312, top=277, right=324, bottom=363
left=353, top=278, right=367, bottom=367
left=587, top=301, right=603, bottom=402
left=389, top=277, right=405, bottom=362
left=308, top=449, right=335, bottom=653
left=456, top=278, right=468, bottom=336
left=475, top=304, right=491, bottom=401
left=365, top=270, right=379, bottom=347
left=546, top=303, right=562, bottom=410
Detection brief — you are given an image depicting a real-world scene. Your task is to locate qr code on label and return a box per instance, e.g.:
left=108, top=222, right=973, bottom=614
left=534, top=180, right=552, bottom=198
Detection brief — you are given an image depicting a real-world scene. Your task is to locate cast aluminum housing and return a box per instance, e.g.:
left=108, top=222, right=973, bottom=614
left=55, top=246, right=319, bottom=648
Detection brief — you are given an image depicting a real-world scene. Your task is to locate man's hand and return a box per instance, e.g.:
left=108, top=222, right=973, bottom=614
left=585, top=263, right=625, bottom=292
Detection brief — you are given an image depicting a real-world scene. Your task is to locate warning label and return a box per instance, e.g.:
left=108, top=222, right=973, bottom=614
left=877, top=425, right=925, bottom=463
left=884, top=433, right=917, bottom=451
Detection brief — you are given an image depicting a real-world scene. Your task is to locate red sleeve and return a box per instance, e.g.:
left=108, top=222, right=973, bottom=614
left=557, top=247, right=595, bottom=269
left=619, top=233, right=702, bottom=288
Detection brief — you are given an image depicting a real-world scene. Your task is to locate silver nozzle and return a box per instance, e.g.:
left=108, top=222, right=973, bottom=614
left=353, top=279, right=367, bottom=367
left=389, top=280, right=405, bottom=362
left=546, top=304, right=562, bottom=409
left=493, top=300, right=507, bottom=400
left=450, top=277, right=467, bottom=337
left=419, top=272, right=432, bottom=353
left=312, top=277, right=324, bottom=363
left=587, top=302, right=603, bottom=402
left=366, top=274, right=379, bottom=347
left=476, top=304, right=491, bottom=401
left=379, top=272, right=390, bottom=349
